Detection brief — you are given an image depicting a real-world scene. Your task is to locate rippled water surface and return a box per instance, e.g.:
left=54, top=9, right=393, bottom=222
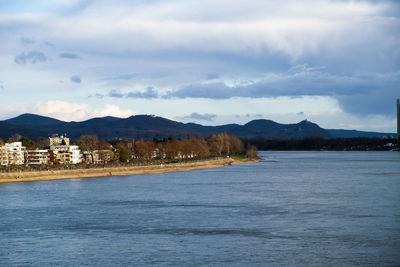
left=1, top=151, right=400, bottom=266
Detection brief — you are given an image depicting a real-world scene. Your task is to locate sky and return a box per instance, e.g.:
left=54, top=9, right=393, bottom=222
left=0, top=0, right=399, bottom=132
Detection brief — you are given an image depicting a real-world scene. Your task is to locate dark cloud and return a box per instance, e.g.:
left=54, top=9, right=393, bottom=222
left=59, top=53, right=80, bottom=59
left=127, top=87, right=158, bottom=99
left=108, top=89, right=124, bottom=98
left=167, top=70, right=400, bottom=116
left=20, top=37, right=35, bottom=45
left=107, top=87, right=159, bottom=99
left=14, top=51, right=47, bottom=65
left=240, top=113, right=263, bottom=118
left=336, top=90, right=399, bottom=117
left=186, top=112, right=217, bottom=122
left=166, top=82, right=232, bottom=99
left=70, top=75, right=82, bottom=83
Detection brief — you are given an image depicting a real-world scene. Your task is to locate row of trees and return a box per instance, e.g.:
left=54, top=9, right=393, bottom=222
left=1, top=133, right=258, bottom=164
left=74, top=133, right=254, bottom=163
left=244, top=136, right=398, bottom=151
left=78, top=133, right=258, bottom=162
left=122, top=133, right=252, bottom=162
left=130, top=134, right=244, bottom=160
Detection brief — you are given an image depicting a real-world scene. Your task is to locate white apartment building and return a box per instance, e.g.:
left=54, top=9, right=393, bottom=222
left=50, top=145, right=81, bottom=164
left=26, top=149, right=50, bottom=165
left=0, top=145, right=8, bottom=166
left=0, top=142, right=25, bottom=166
left=69, top=145, right=81, bottom=164
left=0, top=135, right=82, bottom=166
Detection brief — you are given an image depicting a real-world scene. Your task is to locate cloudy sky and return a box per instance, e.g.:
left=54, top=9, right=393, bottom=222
left=0, top=0, right=399, bottom=132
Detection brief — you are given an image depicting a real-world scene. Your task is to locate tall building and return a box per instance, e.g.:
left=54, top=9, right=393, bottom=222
left=397, top=99, right=400, bottom=146
left=48, top=134, right=81, bottom=164
left=49, top=135, right=70, bottom=147
left=0, top=142, right=26, bottom=166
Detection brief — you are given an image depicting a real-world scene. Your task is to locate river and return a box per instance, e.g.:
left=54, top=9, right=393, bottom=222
left=1, top=151, right=399, bottom=266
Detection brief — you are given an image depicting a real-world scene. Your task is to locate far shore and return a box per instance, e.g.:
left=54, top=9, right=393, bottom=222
left=0, top=157, right=261, bottom=184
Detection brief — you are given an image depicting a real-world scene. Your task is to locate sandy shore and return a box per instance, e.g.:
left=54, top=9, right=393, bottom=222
left=0, top=157, right=260, bottom=184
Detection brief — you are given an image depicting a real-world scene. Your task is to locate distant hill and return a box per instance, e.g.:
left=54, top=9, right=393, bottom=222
left=5, top=113, right=65, bottom=128
left=0, top=113, right=395, bottom=140
left=231, top=119, right=331, bottom=139
left=2, top=114, right=199, bottom=140
left=327, top=129, right=396, bottom=138
left=0, top=121, right=47, bottom=140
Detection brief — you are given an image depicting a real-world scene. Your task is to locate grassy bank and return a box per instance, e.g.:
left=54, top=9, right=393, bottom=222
left=0, top=157, right=261, bottom=184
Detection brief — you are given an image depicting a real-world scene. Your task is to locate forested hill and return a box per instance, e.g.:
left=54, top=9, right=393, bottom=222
left=0, top=113, right=396, bottom=140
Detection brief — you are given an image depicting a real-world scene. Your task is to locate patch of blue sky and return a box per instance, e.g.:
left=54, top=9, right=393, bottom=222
left=0, top=0, right=57, bottom=13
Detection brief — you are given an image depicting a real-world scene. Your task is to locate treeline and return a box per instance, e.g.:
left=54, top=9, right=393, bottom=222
left=117, top=133, right=257, bottom=162
left=76, top=133, right=254, bottom=163
left=1, top=133, right=258, bottom=164
left=244, top=136, right=398, bottom=151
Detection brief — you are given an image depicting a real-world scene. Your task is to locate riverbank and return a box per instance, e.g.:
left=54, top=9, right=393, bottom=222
left=0, top=157, right=261, bottom=184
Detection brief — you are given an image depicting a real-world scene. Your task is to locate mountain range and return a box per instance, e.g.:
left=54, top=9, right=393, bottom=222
left=0, top=113, right=396, bottom=141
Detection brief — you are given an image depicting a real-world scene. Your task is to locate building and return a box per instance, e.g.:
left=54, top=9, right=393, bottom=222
left=0, top=135, right=83, bottom=166
left=48, top=135, right=81, bottom=164
left=82, top=150, right=113, bottom=164
left=0, top=142, right=25, bottom=166
left=68, top=146, right=81, bottom=164
left=49, top=135, right=70, bottom=146
left=26, top=149, right=50, bottom=165
left=50, top=145, right=81, bottom=164
left=397, top=99, right=400, bottom=146
left=0, top=146, right=8, bottom=166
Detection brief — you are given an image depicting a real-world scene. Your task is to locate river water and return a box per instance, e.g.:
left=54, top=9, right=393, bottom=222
left=0, top=151, right=399, bottom=266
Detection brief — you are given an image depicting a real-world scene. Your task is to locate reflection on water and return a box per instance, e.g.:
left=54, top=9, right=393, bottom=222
left=0, top=151, right=399, bottom=266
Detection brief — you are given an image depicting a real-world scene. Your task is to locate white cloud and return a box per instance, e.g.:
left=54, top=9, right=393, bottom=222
left=1, top=0, right=394, bottom=59
left=0, top=101, right=136, bottom=121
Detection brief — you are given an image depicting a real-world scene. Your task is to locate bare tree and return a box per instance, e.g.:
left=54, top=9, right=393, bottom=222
left=133, top=140, right=156, bottom=161
left=246, top=145, right=258, bottom=159
left=78, top=135, right=99, bottom=164
left=35, top=137, right=48, bottom=149
left=207, top=134, right=224, bottom=157
left=8, top=133, right=22, bottom=142
left=229, top=135, right=245, bottom=155
left=98, top=140, right=112, bottom=150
